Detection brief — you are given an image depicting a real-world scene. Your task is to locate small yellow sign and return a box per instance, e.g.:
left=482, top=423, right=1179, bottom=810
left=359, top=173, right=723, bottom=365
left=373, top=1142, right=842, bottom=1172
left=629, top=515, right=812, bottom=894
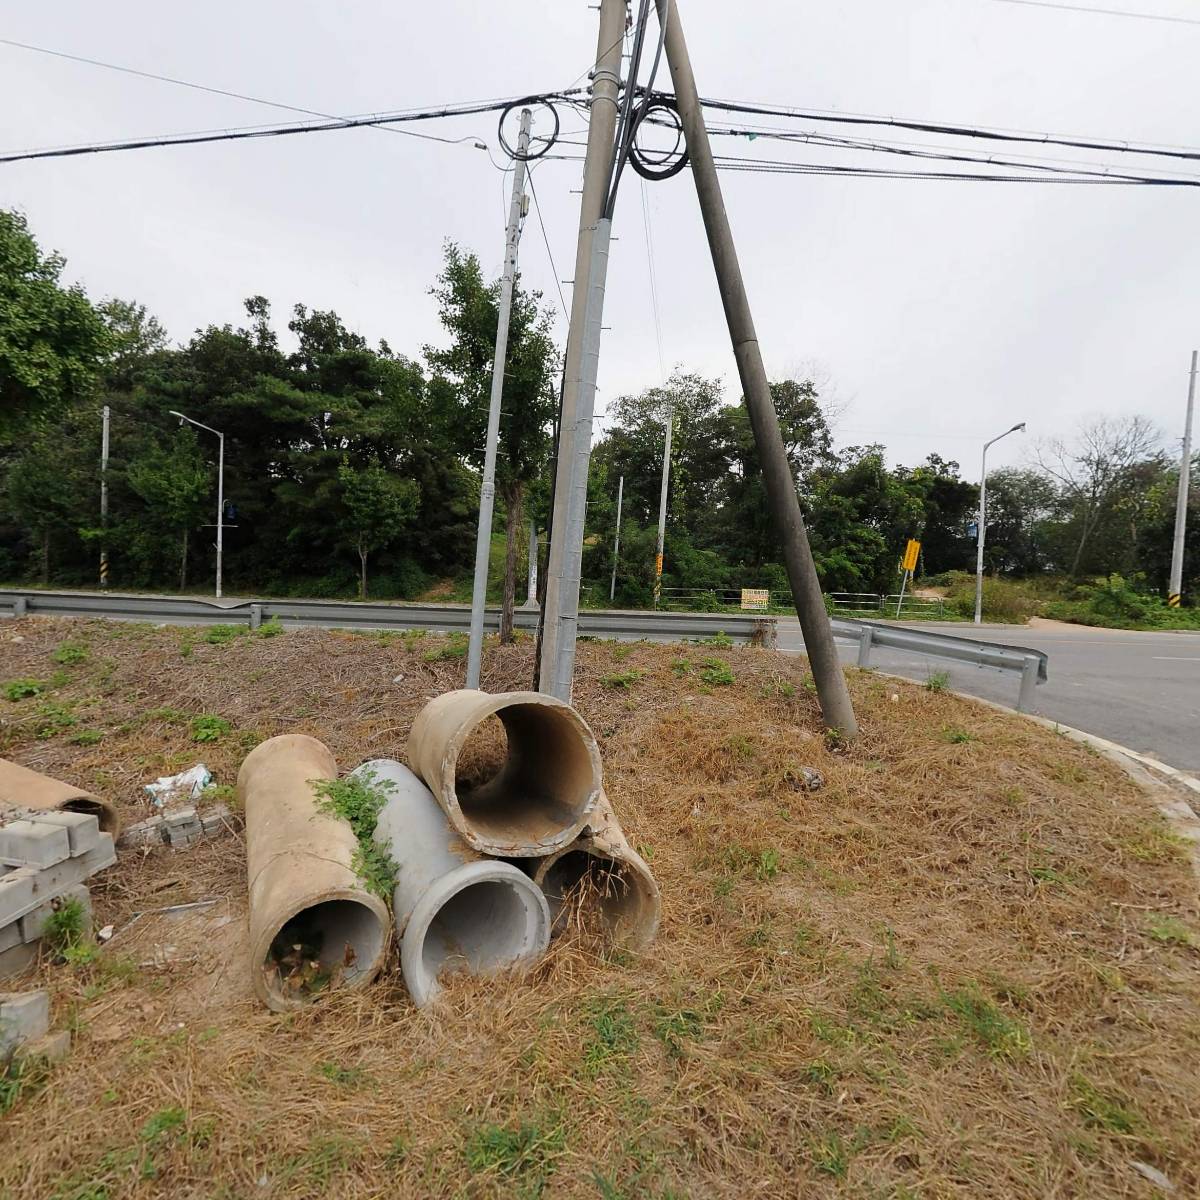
left=654, top=553, right=664, bottom=576
left=901, top=539, right=921, bottom=573
left=741, top=588, right=769, bottom=611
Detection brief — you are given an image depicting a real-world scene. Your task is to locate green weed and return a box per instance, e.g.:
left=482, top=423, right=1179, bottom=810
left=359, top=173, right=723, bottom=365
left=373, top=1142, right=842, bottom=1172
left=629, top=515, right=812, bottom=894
left=4, top=678, right=44, bottom=701
left=189, top=714, right=231, bottom=742
left=1071, top=1076, right=1140, bottom=1134
left=811, top=1131, right=849, bottom=1177
left=754, top=848, right=781, bottom=881
left=943, top=986, right=1030, bottom=1058
left=1145, top=914, right=1196, bottom=947
left=256, top=616, right=284, bottom=638
left=701, top=631, right=733, bottom=647
left=33, top=699, right=77, bottom=738
left=0, top=1055, right=50, bottom=1115
left=464, top=1119, right=565, bottom=1197
left=422, top=633, right=468, bottom=662
left=44, top=896, right=90, bottom=954
left=699, top=657, right=734, bottom=686
left=52, top=641, right=89, bottom=665
left=600, top=670, right=643, bottom=690
left=317, top=1062, right=370, bottom=1088
left=925, top=670, right=950, bottom=693
left=312, top=769, right=398, bottom=899
left=582, top=998, right=639, bottom=1076
left=203, top=624, right=245, bottom=645
left=68, top=729, right=104, bottom=746
left=942, top=727, right=975, bottom=744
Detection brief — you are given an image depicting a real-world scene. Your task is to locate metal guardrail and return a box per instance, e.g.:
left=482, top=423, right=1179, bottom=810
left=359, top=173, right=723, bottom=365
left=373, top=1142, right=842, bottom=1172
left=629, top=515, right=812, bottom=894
left=829, top=592, right=946, bottom=618
left=0, top=589, right=1047, bottom=710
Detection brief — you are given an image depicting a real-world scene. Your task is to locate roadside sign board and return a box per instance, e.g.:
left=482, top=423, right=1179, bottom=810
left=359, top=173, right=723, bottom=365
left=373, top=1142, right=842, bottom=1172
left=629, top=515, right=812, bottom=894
left=741, top=588, right=769, bottom=610
left=901, top=539, right=921, bottom=573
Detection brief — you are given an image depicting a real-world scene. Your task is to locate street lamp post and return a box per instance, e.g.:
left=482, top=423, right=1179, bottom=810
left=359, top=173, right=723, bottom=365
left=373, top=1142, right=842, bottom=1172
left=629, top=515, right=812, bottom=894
left=169, top=411, right=225, bottom=599
left=974, top=422, right=1026, bottom=625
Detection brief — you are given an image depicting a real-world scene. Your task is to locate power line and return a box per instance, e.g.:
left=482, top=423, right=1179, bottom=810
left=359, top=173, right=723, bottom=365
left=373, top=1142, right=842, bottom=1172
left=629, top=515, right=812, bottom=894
left=526, top=165, right=569, bottom=318
left=639, top=177, right=667, bottom=380
left=983, top=0, right=1200, bottom=25
left=0, top=36, right=487, bottom=146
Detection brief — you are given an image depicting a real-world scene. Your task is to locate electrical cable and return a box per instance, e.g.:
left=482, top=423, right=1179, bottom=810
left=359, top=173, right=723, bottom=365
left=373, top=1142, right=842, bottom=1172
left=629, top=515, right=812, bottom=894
left=982, top=0, right=1200, bottom=25
left=526, top=165, right=570, bottom=319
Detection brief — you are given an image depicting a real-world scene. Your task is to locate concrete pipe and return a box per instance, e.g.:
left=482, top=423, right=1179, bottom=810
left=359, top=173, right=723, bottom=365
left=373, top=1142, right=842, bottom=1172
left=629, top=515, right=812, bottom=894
left=0, top=757, right=120, bottom=838
left=354, top=759, right=550, bottom=1009
left=407, top=689, right=602, bottom=857
left=238, top=735, right=391, bottom=1012
left=533, top=792, right=660, bottom=952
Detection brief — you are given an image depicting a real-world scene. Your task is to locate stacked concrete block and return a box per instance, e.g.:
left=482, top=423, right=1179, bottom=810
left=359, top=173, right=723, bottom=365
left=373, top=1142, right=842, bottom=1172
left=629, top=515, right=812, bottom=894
left=118, top=803, right=232, bottom=851
left=0, top=987, right=70, bottom=1062
left=0, top=806, right=115, bottom=980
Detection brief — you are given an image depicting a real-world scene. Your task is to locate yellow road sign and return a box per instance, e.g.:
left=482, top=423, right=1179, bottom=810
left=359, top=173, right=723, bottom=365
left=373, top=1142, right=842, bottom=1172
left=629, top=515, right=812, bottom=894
left=741, top=588, right=769, bottom=610
left=901, top=539, right=921, bottom=573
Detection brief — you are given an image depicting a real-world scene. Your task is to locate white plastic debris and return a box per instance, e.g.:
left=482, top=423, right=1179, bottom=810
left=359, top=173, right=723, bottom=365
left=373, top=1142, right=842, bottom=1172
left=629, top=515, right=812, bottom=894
left=97, top=924, right=114, bottom=942
left=144, top=764, right=212, bottom=809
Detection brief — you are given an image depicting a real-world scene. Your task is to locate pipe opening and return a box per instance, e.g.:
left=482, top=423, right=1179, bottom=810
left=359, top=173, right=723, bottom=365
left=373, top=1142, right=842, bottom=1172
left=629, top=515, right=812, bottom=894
left=541, top=850, right=645, bottom=938
left=61, top=798, right=117, bottom=835
left=263, top=899, right=385, bottom=1007
left=421, top=879, right=539, bottom=984
left=454, top=704, right=596, bottom=846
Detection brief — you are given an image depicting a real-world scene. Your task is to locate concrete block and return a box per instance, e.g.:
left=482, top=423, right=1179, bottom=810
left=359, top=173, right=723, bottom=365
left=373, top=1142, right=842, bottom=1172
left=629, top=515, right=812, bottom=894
left=24, top=809, right=101, bottom=856
left=0, top=819, right=71, bottom=869
left=119, top=816, right=166, bottom=848
left=165, top=806, right=197, bottom=827
left=18, top=885, right=91, bottom=944
left=0, top=988, right=50, bottom=1053
left=0, top=837, right=113, bottom=929
left=0, top=867, right=38, bottom=926
left=0, top=919, right=20, bottom=953
left=0, top=940, right=38, bottom=981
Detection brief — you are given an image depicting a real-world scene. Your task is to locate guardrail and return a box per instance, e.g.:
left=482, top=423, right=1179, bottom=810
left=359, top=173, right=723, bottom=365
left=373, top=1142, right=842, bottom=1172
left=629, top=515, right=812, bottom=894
left=0, top=589, right=1047, bottom=710
left=829, top=592, right=946, bottom=618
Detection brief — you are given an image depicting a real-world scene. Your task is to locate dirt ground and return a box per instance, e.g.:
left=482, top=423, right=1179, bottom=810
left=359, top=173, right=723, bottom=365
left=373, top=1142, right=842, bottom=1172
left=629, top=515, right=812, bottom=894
left=0, top=618, right=1198, bottom=1200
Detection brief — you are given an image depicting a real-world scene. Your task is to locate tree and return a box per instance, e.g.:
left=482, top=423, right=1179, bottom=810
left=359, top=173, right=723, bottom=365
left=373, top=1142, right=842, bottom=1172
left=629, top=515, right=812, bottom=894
left=981, top=468, right=1059, bottom=575
left=338, top=462, right=419, bottom=599
left=0, top=210, right=110, bottom=438
left=425, top=244, right=558, bottom=640
left=1034, top=417, right=1163, bottom=577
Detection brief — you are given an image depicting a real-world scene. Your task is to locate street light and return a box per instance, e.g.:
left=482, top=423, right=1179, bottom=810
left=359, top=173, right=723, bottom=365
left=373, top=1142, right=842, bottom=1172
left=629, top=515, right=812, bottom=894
left=974, top=422, right=1026, bottom=625
left=169, top=410, right=225, bottom=599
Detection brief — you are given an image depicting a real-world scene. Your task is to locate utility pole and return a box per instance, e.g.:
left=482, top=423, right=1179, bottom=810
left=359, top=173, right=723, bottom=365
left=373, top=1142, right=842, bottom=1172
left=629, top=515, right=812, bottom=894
left=1168, top=349, right=1197, bottom=607
left=654, top=0, right=857, bottom=736
left=466, top=109, right=532, bottom=689
left=99, top=405, right=110, bottom=590
left=538, top=0, right=625, bottom=699
left=525, top=521, right=539, bottom=608
left=974, top=422, right=1025, bottom=624
left=170, top=410, right=225, bottom=599
left=610, top=474, right=624, bottom=602
left=653, top=413, right=672, bottom=608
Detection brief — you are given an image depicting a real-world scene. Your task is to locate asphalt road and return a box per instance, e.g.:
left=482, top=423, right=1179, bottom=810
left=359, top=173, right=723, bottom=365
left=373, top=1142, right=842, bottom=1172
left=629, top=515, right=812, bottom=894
left=778, top=618, right=1200, bottom=777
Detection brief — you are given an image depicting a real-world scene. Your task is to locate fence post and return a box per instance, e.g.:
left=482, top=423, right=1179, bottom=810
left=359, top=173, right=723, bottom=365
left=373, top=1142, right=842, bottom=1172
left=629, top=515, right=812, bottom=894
left=857, top=626, right=874, bottom=668
left=249, top=603, right=262, bottom=632
left=13, top=595, right=27, bottom=618
left=1017, top=655, right=1039, bottom=712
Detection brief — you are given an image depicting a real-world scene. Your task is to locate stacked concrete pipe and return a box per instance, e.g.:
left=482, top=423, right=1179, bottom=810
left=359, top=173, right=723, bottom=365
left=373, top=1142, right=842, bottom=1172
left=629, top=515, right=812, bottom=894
left=238, top=735, right=391, bottom=1012
left=531, top=791, right=660, bottom=952
left=354, top=759, right=550, bottom=1008
left=0, top=757, right=121, bottom=839
left=407, top=690, right=603, bottom=857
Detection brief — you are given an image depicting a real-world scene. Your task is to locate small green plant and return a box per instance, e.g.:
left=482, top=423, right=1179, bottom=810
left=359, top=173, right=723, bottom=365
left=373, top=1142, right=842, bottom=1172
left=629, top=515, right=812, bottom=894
left=670, top=657, right=692, bottom=677
left=189, top=715, right=231, bottom=743
left=312, top=769, right=398, bottom=900
left=52, top=641, right=89, bottom=665
left=600, top=670, right=643, bottom=690
left=701, top=631, right=733, bottom=648
left=942, top=727, right=975, bottom=744
left=699, top=657, right=734, bottom=686
left=204, top=624, right=245, bottom=645
left=925, top=670, right=950, bottom=693
left=317, top=1062, right=370, bottom=1088
left=760, top=677, right=796, bottom=699
left=140, top=1107, right=187, bottom=1142
left=464, top=1119, right=565, bottom=1193
left=0, top=1056, right=50, bottom=1116
left=256, top=616, right=285, bottom=638
left=33, top=700, right=77, bottom=738
left=943, top=986, right=1030, bottom=1058
left=582, top=997, right=639, bottom=1076
left=811, top=1132, right=849, bottom=1177
left=611, top=643, right=636, bottom=661
left=68, top=729, right=104, bottom=746
left=422, top=633, right=468, bottom=662
left=4, top=678, right=44, bottom=701
left=1070, top=1075, right=1139, bottom=1134
left=199, top=783, right=237, bottom=807
left=44, top=895, right=90, bottom=955
left=1145, top=914, right=1196, bottom=947
left=754, top=848, right=781, bottom=881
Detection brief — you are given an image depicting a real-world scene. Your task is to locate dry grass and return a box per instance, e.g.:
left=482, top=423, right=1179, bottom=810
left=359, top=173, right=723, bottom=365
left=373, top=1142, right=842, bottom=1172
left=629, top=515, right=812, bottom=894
left=1, top=619, right=1198, bottom=1199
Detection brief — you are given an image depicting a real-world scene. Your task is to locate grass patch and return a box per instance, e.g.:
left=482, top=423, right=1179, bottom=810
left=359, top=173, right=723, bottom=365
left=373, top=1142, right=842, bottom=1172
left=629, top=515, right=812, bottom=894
left=51, top=641, right=89, bottom=665
left=256, top=616, right=285, bottom=638
left=464, top=1119, right=565, bottom=1197
left=203, top=624, right=246, bottom=645
left=943, top=986, right=1030, bottom=1058
left=582, top=998, right=639, bottom=1076
left=600, top=670, right=643, bottom=690
left=422, top=632, right=468, bottom=662
left=3, top=678, right=44, bottom=701
left=1071, top=1076, right=1140, bottom=1135
left=67, top=729, right=104, bottom=746
left=1145, top=914, right=1196, bottom=948
left=189, top=714, right=231, bottom=743
left=698, top=657, right=734, bottom=686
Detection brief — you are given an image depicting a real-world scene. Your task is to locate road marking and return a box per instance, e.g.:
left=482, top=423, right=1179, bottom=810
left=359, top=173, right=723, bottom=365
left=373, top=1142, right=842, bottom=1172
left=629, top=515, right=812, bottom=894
left=1152, top=656, right=1200, bottom=662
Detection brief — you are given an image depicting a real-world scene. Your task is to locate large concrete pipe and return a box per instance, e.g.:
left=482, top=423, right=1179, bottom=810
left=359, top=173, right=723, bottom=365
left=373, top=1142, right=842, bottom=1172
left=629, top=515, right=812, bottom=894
left=0, top=757, right=120, bottom=838
left=354, top=759, right=550, bottom=1008
left=238, top=735, right=390, bottom=1012
left=407, top=690, right=602, bottom=857
left=532, top=792, right=660, bottom=952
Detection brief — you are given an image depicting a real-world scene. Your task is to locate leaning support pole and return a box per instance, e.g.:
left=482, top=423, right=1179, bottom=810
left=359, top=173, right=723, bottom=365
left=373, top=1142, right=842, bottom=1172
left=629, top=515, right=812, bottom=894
left=654, top=0, right=858, bottom=738
left=531, top=791, right=660, bottom=951
left=407, top=689, right=602, bottom=857
left=238, top=735, right=390, bottom=1011
left=356, top=759, right=550, bottom=1008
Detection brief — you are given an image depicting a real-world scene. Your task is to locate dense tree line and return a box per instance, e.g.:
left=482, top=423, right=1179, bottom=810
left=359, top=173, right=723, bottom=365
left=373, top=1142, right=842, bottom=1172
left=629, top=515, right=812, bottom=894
left=2, top=209, right=1196, bottom=613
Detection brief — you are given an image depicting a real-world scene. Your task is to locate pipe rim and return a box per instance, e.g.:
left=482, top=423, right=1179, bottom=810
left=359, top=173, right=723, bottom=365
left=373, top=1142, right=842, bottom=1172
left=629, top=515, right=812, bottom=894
left=251, top=886, right=390, bottom=1013
left=400, top=860, right=551, bottom=1008
left=437, top=691, right=602, bottom=856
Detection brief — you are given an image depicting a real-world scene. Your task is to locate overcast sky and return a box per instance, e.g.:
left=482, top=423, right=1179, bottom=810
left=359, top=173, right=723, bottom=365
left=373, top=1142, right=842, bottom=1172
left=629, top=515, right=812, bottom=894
left=3, top=0, right=1197, bottom=479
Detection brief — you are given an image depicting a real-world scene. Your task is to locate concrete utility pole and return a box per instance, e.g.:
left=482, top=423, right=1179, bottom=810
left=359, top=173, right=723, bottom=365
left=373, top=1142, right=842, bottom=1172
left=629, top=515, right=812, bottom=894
left=99, top=405, right=110, bottom=589
left=653, top=0, right=858, bottom=736
left=610, top=473, right=624, bottom=602
left=653, top=412, right=672, bottom=607
left=974, top=421, right=1025, bottom=625
left=525, top=521, right=539, bottom=608
left=1168, top=350, right=1197, bottom=607
left=170, top=410, right=225, bottom=599
left=539, top=0, right=625, bottom=699
left=466, top=108, right=532, bottom=689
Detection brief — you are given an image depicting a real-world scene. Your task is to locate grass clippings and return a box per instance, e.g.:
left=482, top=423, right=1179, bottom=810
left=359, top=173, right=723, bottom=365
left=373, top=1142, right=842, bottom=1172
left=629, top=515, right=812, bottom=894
left=0, top=619, right=1197, bottom=1198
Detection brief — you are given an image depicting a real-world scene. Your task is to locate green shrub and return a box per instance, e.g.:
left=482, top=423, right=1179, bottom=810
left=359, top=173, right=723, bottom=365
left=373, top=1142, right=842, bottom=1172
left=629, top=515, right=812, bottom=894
left=699, top=657, right=735, bottom=686
left=3, top=679, right=44, bottom=701
left=51, top=641, right=89, bottom=665
left=190, top=715, right=231, bottom=742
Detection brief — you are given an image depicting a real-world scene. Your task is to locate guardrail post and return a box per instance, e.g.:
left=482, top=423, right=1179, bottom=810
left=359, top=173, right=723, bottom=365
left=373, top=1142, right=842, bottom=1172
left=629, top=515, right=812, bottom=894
left=249, top=603, right=262, bottom=632
left=856, top=626, right=874, bottom=668
left=1017, top=655, right=1039, bottom=712
left=750, top=618, right=777, bottom=649
left=13, top=595, right=27, bottom=618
